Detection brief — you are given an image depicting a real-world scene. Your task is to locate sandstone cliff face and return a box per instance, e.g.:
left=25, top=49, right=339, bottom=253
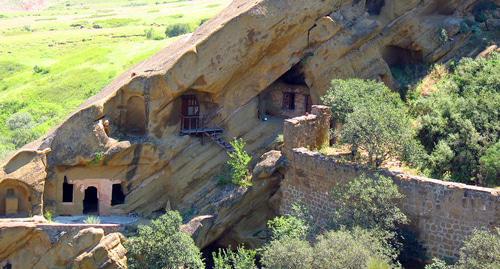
left=0, top=0, right=486, bottom=249
left=0, top=224, right=127, bottom=269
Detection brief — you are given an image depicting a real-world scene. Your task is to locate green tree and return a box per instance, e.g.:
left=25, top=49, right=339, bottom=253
left=212, top=247, right=257, bottom=269
left=455, top=229, right=500, bottom=269
left=220, top=138, right=253, bottom=187
left=260, top=237, right=313, bottom=269
left=126, top=211, right=204, bottom=269
left=330, top=174, right=407, bottom=232
left=312, top=228, right=396, bottom=269
left=341, top=102, right=418, bottom=167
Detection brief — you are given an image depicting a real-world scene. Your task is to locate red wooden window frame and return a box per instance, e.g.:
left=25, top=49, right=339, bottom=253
left=181, top=95, right=200, bottom=130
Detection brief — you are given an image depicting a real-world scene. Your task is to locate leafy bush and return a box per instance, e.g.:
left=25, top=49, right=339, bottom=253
left=425, top=258, right=449, bottom=269
left=267, top=215, right=309, bottom=241
left=126, top=211, right=204, bottom=269
left=6, top=112, right=34, bottom=130
left=330, top=174, right=407, bottom=232
left=90, top=151, right=105, bottom=165
left=212, top=246, right=257, bottom=269
left=219, top=138, right=252, bottom=187
left=44, top=210, right=53, bottom=222
left=144, top=27, right=165, bottom=40
left=84, top=215, right=101, bottom=224
left=412, top=53, right=499, bottom=185
left=165, top=23, right=191, bottom=37
left=479, top=142, right=500, bottom=187
left=33, top=65, right=49, bottom=75
left=260, top=237, right=313, bottom=269
left=312, top=228, right=397, bottom=269
left=455, top=229, right=500, bottom=269
left=11, top=128, right=40, bottom=148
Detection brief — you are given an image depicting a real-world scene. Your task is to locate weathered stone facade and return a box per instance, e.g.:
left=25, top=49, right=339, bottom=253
left=280, top=109, right=500, bottom=260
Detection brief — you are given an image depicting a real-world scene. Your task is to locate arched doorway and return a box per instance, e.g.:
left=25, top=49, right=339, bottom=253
left=83, top=186, right=99, bottom=215
left=0, top=179, right=32, bottom=217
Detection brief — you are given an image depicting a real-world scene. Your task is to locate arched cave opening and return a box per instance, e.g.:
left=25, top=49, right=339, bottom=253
left=382, top=45, right=427, bottom=99
left=259, top=61, right=312, bottom=119
left=280, top=61, right=307, bottom=86
left=382, top=45, right=423, bottom=66
left=125, top=96, right=146, bottom=136
left=366, top=0, right=385, bottom=16
left=111, top=184, right=125, bottom=206
left=83, top=186, right=99, bottom=215
left=0, top=180, right=31, bottom=217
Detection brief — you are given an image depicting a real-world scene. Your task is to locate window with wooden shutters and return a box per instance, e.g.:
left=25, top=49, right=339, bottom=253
left=282, top=92, right=296, bottom=110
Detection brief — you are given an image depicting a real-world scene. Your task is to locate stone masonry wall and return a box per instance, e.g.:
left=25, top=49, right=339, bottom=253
left=279, top=109, right=500, bottom=260
left=280, top=148, right=500, bottom=260
left=283, top=105, right=331, bottom=155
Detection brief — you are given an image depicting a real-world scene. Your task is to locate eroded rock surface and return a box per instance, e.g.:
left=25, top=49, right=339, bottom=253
left=0, top=224, right=127, bottom=269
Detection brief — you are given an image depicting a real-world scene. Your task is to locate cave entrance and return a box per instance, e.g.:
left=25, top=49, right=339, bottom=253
left=125, top=96, right=146, bottom=136
left=83, top=186, right=99, bottom=215
left=382, top=45, right=427, bottom=99
left=382, top=45, right=423, bottom=66
left=366, top=0, right=385, bottom=16
left=259, top=61, right=312, bottom=119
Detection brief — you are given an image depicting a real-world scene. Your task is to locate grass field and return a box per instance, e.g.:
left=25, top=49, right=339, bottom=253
left=0, top=0, right=231, bottom=159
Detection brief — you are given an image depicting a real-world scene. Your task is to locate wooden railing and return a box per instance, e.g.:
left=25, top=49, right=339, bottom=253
left=180, top=108, right=224, bottom=133
left=181, top=115, right=202, bottom=131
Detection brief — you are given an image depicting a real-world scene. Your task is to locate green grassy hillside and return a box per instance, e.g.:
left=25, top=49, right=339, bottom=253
left=0, top=0, right=231, bottom=159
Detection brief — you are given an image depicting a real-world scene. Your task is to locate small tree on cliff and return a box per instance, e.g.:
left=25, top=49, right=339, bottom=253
left=126, top=211, right=204, bottom=269
left=219, top=138, right=253, bottom=187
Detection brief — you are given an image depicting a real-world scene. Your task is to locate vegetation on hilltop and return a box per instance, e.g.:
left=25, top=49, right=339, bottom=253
left=0, top=0, right=230, bottom=159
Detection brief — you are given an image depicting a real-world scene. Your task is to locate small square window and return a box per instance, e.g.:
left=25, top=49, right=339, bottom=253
left=282, top=92, right=296, bottom=110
